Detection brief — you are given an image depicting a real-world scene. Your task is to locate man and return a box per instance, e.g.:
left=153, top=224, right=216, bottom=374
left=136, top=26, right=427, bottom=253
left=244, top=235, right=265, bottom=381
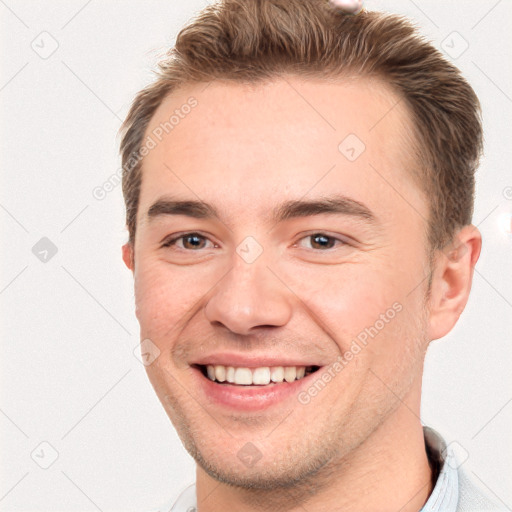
left=119, top=0, right=503, bottom=510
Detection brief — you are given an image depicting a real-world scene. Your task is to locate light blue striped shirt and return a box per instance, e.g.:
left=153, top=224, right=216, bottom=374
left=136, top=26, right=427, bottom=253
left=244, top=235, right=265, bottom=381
left=420, top=426, right=459, bottom=512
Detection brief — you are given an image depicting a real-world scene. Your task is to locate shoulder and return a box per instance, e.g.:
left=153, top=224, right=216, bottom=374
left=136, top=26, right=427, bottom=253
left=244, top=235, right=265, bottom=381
left=422, top=426, right=507, bottom=512
left=145, top=483, right=197, bottom=512
left=456, top=468, right=507, bottom=511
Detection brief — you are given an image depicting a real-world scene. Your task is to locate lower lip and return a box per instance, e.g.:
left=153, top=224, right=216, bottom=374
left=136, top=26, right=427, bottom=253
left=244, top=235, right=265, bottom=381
left=190, top=366, right=322, bottom=412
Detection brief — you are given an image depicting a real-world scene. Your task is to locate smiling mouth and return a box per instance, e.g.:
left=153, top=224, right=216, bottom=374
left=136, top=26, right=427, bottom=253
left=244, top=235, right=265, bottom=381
left=193, top=364, right=321, bottom=386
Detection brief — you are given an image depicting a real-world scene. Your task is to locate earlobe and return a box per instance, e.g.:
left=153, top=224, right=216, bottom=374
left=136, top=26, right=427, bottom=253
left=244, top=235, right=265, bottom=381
left=122, top=242, right=134, bottom=272
left=427, top=225, right=482, bottom=341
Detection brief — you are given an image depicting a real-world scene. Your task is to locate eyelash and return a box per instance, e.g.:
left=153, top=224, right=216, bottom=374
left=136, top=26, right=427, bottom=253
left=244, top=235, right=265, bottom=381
left=161, top=232, right=216, bottom=250
left=161, top=232, right=348, bottom=251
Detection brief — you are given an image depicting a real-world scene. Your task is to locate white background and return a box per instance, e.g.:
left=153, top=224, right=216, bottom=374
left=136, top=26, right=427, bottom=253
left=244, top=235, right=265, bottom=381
left=1, top=0, right=511, bottom=510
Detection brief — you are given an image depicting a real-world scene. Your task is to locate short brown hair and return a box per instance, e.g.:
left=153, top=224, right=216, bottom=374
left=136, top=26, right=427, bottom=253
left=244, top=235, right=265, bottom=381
left=119, top=0, right=483, bottom=256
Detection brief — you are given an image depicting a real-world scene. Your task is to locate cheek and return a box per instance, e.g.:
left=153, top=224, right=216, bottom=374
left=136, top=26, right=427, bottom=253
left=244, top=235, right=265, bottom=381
left=133, top=256, right=222, bottom=339
left=283, top=251, right=426, bottom=364
left=283, top=262, right=403, bottom=344
left=133, top=260, right=189, bottom=337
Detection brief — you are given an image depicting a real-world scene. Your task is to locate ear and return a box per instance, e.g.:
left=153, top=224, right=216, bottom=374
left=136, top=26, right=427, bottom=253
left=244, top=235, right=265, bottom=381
left=122, top=242, right=134, bottom=272
left=427, top=225, right=482, bottom=341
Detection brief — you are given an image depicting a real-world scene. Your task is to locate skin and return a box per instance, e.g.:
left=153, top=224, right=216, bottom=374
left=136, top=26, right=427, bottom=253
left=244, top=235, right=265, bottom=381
left=122, top=76, right=481, bottom=511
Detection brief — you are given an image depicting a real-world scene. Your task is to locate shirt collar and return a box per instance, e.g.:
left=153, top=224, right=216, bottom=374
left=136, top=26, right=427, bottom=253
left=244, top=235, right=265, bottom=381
left=421, top=426, right=459, bottom=512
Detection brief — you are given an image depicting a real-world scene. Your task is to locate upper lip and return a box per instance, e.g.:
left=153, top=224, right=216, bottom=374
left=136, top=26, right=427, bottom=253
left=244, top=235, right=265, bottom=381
left=191, top=353, right=325, bottom=368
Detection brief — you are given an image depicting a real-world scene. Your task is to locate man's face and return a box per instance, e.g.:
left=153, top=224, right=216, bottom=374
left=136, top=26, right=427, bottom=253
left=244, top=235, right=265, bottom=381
left=126, top=77, right=433, bottom=488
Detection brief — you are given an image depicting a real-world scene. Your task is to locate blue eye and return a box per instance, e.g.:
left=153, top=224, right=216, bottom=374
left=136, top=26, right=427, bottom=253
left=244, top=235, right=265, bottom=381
left=298, top=233, right=346, bottom=250
left=160, top=232, right=348, bottom=253
left=161, top=232, right=213, bottom=250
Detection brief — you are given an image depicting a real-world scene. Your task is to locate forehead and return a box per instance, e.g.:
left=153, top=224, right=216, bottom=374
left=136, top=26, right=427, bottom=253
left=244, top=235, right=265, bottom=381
left=138, top=76, right=424, bottom=229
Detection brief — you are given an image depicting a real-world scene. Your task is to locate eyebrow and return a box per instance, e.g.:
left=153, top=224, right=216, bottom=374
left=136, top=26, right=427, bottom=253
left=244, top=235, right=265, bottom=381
left=146, top=194, right=377, bottom=225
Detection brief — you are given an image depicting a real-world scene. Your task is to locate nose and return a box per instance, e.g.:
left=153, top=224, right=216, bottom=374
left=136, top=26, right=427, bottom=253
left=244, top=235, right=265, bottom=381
left=204, top=253, right=293, bottom=335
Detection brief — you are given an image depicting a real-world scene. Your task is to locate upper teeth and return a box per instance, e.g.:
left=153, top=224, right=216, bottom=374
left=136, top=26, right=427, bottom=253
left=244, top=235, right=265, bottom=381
left=206, top=365, right=308, bottom=385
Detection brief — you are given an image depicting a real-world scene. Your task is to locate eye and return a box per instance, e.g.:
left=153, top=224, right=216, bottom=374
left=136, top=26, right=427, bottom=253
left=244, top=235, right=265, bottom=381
left=161, top=232, right=215, bottom=251
left=295, top=233, right=347, bottom=250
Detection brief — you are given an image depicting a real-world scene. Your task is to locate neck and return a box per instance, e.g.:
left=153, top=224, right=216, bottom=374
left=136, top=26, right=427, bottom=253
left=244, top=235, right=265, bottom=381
left=196, top=381, right=433, bottom=512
